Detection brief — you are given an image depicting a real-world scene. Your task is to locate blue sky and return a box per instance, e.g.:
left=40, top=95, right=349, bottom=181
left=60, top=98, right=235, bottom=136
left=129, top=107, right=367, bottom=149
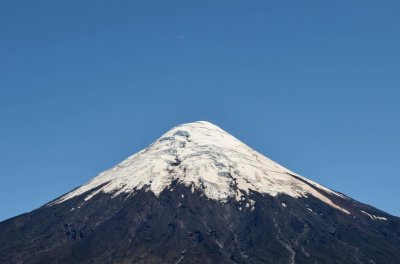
left=1, top=0, right=399, bottom=221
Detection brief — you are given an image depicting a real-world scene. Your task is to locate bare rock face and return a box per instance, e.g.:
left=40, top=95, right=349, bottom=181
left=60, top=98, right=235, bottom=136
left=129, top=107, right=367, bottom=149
left=1, top=121, right=400, bottom=263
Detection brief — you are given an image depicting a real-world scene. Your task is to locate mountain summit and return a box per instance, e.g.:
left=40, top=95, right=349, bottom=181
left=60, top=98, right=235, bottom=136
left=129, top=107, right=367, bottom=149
left=1, top=121, right=400, bottom=263
left=54, top=121, right=348, bottom=214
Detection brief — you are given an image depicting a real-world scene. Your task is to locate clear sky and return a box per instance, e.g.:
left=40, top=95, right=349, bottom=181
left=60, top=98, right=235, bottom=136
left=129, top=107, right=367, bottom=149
left=1, top=0, right=399, bottom=221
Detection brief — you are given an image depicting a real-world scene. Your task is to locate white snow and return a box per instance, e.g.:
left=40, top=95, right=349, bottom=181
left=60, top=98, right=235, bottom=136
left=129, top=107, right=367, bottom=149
left=50, top=121, right=350, bottom=214
left=361, top=210, right=387, bottom=221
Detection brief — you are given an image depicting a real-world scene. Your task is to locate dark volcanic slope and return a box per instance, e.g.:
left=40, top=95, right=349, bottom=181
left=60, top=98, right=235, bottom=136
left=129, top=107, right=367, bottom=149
left=1, top=182, right=400, bottom=264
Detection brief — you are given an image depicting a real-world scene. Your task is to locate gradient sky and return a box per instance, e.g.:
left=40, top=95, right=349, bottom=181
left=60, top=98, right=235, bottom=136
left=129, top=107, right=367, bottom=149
left=1, top=0, right=399, bottom=221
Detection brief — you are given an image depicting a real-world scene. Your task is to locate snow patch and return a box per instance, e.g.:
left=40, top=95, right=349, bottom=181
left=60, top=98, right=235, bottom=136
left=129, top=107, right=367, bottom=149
left=50, top=121, right=350, bottom=214
left=361, top=210, right=387, bottom=221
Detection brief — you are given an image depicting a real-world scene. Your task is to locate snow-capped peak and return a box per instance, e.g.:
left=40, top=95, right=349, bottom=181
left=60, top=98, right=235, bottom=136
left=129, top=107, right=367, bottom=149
left=52, top=121, right=349, bottom=214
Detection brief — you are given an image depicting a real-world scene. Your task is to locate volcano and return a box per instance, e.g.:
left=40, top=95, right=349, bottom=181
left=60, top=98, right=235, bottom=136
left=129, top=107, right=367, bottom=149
left=1, top=121, right=399, bottom=263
